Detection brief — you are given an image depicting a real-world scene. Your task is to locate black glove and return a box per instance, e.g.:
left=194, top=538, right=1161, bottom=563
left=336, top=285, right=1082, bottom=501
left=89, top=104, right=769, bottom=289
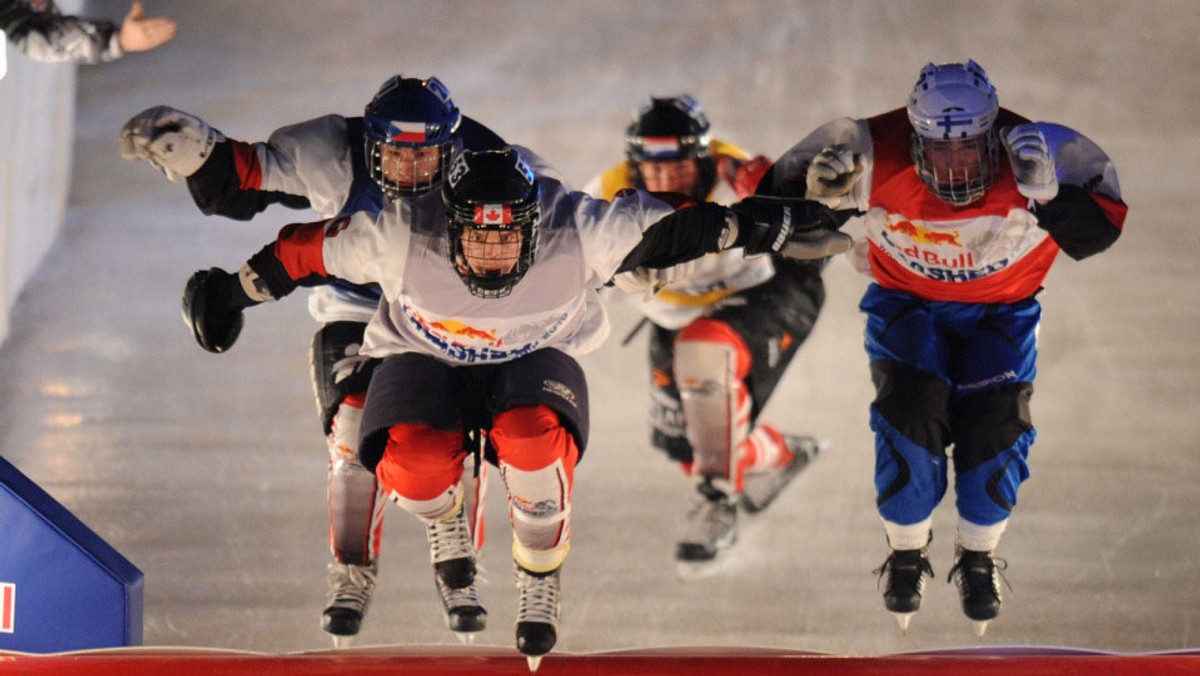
left=181, top=267, right=256, bottom=353
left=730, top=196, right=855, bottom=260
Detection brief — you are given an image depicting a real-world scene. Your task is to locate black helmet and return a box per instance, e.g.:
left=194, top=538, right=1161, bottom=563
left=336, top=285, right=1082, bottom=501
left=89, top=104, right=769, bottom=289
left=624, top=95, right=716, bottom=199
left=363, top=75, right=461, bottom=198
left=443, top=148, right=540, bottom=298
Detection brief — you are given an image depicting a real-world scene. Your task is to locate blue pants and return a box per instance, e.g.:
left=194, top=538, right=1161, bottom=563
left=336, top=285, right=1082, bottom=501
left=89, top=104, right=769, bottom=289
left=861, top=285, right=1039, bottom=527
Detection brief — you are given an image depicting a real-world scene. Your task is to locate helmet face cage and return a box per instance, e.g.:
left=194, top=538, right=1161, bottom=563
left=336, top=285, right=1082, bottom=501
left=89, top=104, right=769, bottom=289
left=443, top=149, right=540, bottom=298
left=625, top=95, right=716, bottom=199
left=363, top=76, right=462, bottom=199
left=906, top=60, right=1000, bottom=205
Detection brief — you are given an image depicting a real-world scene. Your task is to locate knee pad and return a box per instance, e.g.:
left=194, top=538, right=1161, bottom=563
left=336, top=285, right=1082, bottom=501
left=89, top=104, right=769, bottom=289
left=375, top=423, right=466, bottom=512
left=951, top=382, right=1034, bottom=471
left=869, top=359, right=952, bottom=452
left=674, top=320, right=752, bottom=482
left=952, top=382, right=1035, bottom=524
left=491, top=405, right=578, bottom=572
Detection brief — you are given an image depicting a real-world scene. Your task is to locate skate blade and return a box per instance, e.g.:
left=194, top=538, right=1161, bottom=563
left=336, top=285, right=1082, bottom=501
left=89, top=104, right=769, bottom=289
left=892, top=612, right=915, bottom=635
left=331, top=634, right=355, bottom=649
left=526, top=655, right=544, bottom=672
left=972, top=619, right=991, bottom=638
left=454, top=630, right=478, bottom=645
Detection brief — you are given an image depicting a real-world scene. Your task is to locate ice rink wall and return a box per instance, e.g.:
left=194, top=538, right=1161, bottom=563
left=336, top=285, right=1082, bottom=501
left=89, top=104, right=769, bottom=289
left=0, top=7, right=80, bottom=346
left=0, top=646, right=1199, bottom=676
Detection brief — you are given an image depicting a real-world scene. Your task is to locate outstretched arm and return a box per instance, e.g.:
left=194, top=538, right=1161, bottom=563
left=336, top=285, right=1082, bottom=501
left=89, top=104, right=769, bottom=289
left=119, top=106, right=312, bottom=218
left=181, top=219, right=337, bottom=353
left=616, top=196, right=853, bottom=274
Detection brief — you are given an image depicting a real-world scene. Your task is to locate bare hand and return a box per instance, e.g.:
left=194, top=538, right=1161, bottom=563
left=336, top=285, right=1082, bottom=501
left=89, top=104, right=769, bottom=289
left=118, top=1, right=177, bottom=53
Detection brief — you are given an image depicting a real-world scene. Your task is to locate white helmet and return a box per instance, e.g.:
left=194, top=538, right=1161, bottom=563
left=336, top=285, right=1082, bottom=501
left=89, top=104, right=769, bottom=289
left=906, top=60, right=1000, bottom=205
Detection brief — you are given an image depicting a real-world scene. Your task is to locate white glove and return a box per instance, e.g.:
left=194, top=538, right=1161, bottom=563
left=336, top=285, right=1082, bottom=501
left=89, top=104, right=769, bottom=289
left=118, top=106, right=224, bottom=181
left=611, top=260, right=698, bottom=300
left=1002, top=124, right=1058, bottom=203
left=806, top=145, right=863, bottom=200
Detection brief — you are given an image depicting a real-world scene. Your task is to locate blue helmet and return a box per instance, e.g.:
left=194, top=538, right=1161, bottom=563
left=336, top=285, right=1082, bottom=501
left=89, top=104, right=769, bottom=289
left=906, top=60, right=1000, bottom=205
left=363, top=75, right=462, bottom=198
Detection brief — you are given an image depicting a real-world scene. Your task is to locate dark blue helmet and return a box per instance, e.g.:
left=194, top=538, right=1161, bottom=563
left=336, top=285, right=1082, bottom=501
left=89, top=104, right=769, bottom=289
left=363, top=76, right=462, bottom=198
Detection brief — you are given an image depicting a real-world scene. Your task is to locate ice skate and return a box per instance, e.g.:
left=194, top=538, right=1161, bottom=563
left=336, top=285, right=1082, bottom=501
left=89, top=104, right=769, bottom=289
left=873, top=545, right=933, bottom=634
left=675, top=480, right=738, bottom=578
left=425, top=501, right=477, bottom=589
left=948, top=547, right=1007, bottom=637
left=433, top=572, right=487, bottom=643
left=514, top=563, right=561, bottom=672
left=741, top=434, right=824, bottom=514
left=321, top=560, right=378, bottom=647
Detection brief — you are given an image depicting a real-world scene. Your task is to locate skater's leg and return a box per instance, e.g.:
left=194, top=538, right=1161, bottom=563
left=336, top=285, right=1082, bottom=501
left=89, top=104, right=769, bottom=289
left=311, top=322, right=383, bottom=642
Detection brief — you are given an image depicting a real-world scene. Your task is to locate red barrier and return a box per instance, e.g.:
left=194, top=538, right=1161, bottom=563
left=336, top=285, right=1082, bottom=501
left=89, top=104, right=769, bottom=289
left=2, top=646, right=1200, bottom=676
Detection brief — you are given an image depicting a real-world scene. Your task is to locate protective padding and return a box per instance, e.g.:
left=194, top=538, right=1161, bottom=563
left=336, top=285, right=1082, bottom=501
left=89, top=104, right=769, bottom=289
left=376, top=424, right=466, bottom=504
left=674, top=320, right=752, bottom=482
left=492, top=406, right=578, bottom=572
left=0, top=457, right=143, bottom=653
left=327, top=394, right=384, bottom=565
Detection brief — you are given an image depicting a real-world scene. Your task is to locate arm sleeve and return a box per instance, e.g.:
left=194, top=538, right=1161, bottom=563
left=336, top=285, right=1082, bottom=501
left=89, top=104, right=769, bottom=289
left=756, top=117, right=874, bottom=209
left=615, top=202, right=731, bottom=273
left=187, top=140, right=311, bottom=220
left=1, top=1, right=120, bottom=63
left=1033, top=123, right=1128, bottom=260
left=1032, top=184, right=1124, bottom=260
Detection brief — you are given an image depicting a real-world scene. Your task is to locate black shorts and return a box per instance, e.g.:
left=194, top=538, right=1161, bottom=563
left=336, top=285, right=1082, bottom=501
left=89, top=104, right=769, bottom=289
left=357, top=349, right=589, bottom=473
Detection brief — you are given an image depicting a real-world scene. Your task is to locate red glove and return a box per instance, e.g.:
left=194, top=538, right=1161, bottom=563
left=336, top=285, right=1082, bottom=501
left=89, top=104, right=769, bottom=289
left=718, top=155, right=772, bottom=199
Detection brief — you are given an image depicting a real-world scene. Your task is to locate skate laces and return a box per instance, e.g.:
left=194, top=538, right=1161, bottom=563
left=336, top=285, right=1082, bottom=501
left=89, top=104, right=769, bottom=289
left=947, top=550, right=1011, bottom=593
left=327, top=561, right=377, bottom=608
left=427, top=506, right=475, bottom=565
left=515, top=567, right=560, bottom=626
left=873, top=549, right=934, bottom=589
left=682, top=493, right=736, bottom=543
left=436, top=574, right=484, bottom=610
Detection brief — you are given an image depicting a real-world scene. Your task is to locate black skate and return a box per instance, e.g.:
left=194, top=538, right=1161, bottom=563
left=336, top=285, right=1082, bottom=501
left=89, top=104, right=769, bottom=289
left=675, top=481, right=738, bottom=579
left=322, top=560, right=378, bottom=647
left=742, top=434, right=824, bottom=514
left=426, top=501, right=482, bottom=641
left=948, top=547, right=1007, bottom=637
left=514, top=564, right=561, bottom=672
left=433, top=572, right=487, bottom=642
left=873, top=545, right=933, bottom=634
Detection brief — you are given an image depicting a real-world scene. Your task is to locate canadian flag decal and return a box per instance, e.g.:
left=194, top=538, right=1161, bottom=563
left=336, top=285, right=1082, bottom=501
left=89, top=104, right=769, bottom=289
left=1, top=582, right=14, bottom=633
left=474, top=204, right=512, bottom=225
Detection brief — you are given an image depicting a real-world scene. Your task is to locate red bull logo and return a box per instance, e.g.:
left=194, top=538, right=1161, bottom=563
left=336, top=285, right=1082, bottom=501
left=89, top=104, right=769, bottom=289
left=886, top=219, right=963, bottom=247
left=428, top=318, right=502, bottom=346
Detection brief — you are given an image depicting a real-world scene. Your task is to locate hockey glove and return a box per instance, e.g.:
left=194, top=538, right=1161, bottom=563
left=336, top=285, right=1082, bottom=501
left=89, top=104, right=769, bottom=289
left=806, top=145, right=864, bottom=201
left=729, top=196, right=854, bottom=260
left=1001, top=124, right=1058, bottom=203
left=181, top=267, right=259, bottom=353
left=119, top=105, right=224, bottom=182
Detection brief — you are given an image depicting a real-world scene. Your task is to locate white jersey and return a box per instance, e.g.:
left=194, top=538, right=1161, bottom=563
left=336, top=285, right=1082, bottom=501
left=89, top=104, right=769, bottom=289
left=319, top=163, right=681, bottom=365
left=243, top=115, right=375, bottom=323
